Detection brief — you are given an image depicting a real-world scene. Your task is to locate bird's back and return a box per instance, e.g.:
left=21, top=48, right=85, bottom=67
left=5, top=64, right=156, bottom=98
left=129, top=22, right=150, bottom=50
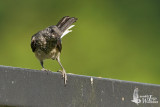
left=31, top=27, right=61, bottom=54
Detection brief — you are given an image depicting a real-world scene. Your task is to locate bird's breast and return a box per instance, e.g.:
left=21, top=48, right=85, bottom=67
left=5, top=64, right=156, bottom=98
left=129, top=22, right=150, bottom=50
left=34, top=47, right=60, bottom=61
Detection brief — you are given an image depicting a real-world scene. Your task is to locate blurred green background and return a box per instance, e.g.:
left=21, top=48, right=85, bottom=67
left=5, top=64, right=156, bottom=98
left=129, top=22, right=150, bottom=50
left=0, top=0, right=159, bottom=84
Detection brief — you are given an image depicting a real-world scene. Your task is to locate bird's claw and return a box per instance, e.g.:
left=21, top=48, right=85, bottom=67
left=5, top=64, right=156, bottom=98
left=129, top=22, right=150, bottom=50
left=41, top=68, right=48, bottom=71
left=57, top=69, right=67, bottom=85
left=41, top=68, right=51, bottom=75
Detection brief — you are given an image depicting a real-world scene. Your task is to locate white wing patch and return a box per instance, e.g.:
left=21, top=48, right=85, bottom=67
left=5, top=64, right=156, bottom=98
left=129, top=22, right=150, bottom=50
left=61, top=25, right=75, bottom=38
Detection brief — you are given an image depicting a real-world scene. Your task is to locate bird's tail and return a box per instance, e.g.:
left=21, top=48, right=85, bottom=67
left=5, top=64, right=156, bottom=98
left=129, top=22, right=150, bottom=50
left=56, top=16, right=77, bottom=38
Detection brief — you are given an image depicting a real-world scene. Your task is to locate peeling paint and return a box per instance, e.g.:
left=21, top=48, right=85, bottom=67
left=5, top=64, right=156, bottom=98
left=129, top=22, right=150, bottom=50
left=11, top=81, right=14, bottom=84
left=122, top=97, right=125, bottom=101
left=101, top=98, right=103, bottom=102
left=112, top=81, right=115, bottom=93
left=90, top=77, right=93, bottom=85
left=81, top=84, right=84, bottom=97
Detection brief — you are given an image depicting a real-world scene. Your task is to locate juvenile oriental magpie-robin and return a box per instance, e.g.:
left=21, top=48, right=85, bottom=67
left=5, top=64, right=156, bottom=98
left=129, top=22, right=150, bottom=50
left=31, top=16, right=77, bottom=85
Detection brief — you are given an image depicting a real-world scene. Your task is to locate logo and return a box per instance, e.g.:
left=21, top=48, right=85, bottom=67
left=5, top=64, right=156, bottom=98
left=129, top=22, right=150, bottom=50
left=131, top=88, right=158, bottom=105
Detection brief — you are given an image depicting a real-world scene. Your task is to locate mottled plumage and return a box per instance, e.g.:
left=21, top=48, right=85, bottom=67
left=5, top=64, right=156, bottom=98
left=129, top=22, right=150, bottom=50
left=31, top=16, right=77, bottom=85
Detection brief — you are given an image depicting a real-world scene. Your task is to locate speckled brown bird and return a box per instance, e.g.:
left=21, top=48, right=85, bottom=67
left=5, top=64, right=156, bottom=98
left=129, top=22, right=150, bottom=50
left=31, top=16, right=77, bottom=85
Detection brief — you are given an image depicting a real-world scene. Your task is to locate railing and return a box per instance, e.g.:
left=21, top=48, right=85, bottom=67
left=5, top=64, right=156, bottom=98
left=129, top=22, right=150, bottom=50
left=0, top=65, right=159, bottom=107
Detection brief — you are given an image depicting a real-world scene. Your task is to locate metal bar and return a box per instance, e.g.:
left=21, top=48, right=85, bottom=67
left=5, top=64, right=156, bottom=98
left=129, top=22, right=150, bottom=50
left=0, top=65, right=159, bottom=107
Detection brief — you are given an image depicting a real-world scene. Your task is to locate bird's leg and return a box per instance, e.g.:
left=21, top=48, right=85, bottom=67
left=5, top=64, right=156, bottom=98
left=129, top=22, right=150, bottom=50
left=56, top=57, right=67, bottom=85
left=40, top=61, right=48, bottom=71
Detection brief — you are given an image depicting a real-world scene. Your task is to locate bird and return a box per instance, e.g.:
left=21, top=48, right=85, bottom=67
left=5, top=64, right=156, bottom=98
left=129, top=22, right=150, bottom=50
left=31, top=16, right=77, bottom=85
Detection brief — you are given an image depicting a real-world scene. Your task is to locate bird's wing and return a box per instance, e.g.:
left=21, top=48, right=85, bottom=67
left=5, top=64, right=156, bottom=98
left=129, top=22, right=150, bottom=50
left=56, top=37, right=62, bottom=52
left=31, top=37, right=37, bottom=52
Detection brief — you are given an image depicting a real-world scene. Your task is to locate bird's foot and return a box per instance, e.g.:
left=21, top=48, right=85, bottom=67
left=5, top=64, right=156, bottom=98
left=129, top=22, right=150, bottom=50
left=57, top=69, right=67, bottom=85
left=41, top=68, right=51, bottom=74
left=41, top=68, right=48, bottom=71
